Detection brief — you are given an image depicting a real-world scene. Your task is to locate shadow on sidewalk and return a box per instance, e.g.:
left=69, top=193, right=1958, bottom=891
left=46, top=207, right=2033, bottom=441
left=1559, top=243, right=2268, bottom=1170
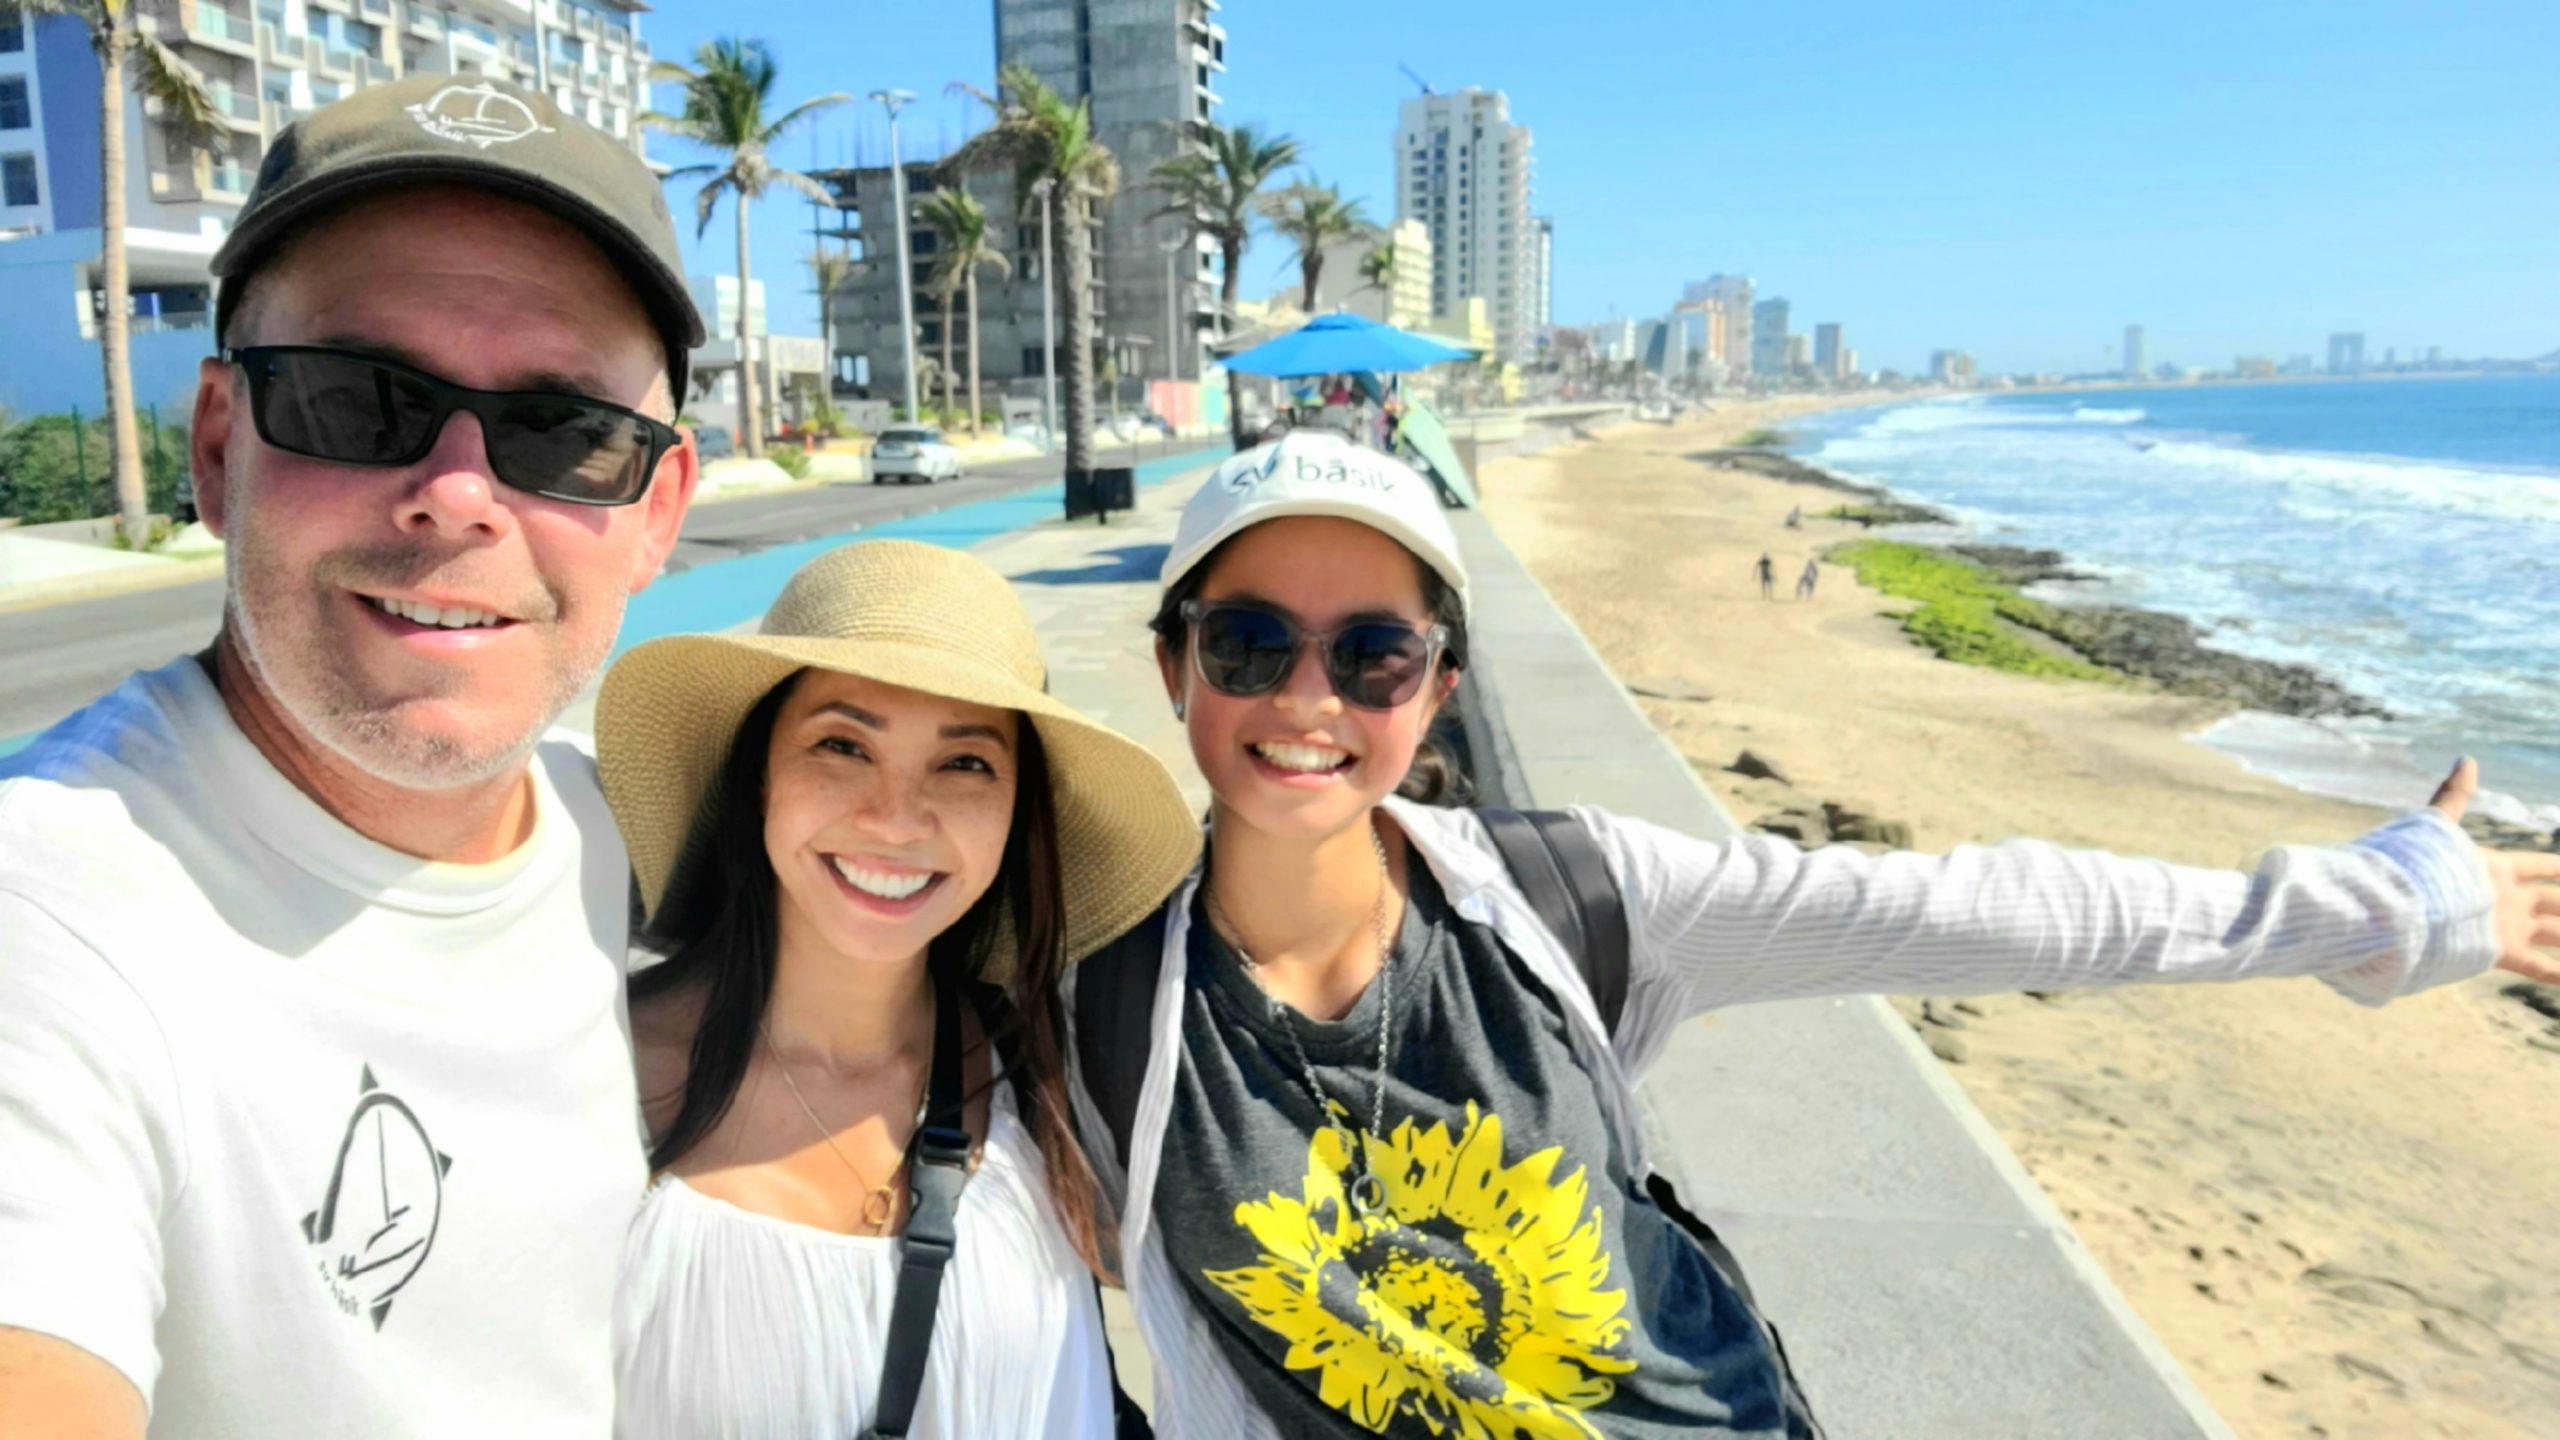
left=1011, top=544, right=1170, bottom=586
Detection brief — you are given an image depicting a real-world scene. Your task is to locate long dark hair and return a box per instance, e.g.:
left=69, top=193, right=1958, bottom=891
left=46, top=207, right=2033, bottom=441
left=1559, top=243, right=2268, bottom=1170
left=1149, top=533, right=1472, bottom=803
left=630, top=670, right=1102, bottom=1272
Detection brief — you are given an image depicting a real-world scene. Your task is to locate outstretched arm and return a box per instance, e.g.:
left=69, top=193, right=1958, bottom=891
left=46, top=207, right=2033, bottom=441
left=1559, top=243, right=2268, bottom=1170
left=1593, top=760, right=2550, bottom=1049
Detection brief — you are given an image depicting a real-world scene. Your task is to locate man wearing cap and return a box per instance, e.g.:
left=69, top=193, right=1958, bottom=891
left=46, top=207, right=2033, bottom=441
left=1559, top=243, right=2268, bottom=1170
left=0, top=77, right=701, bottom=1434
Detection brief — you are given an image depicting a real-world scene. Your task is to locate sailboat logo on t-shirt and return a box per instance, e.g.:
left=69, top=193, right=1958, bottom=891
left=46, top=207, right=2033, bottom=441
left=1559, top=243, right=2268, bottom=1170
left=301, top=1064, right=454, bottom=1331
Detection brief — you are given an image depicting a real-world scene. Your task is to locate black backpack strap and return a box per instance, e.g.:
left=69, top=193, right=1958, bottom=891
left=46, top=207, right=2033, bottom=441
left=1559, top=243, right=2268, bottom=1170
left=1479, top=808, right=1631, bottom=1037
left=865, top=965, right=972, bottom=1439
left=1072, top=906, right=1170, bottom=1172
left=1481, top=809, right=1823, bottom=1435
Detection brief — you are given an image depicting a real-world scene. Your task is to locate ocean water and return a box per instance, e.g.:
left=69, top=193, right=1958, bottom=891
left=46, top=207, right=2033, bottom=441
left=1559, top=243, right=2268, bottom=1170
left=1791, top=376, right=2560, bottom=828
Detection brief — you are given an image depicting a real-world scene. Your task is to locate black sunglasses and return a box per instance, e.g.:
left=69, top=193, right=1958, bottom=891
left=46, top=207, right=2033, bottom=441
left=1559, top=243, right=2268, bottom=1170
left=223, top=345, right=680, bottom=507
left=1182, top=600, right=1448, bottom=711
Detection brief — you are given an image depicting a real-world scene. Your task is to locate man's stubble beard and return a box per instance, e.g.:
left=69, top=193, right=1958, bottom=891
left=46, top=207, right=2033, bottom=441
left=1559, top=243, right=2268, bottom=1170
left=222, top=477, right=619, bottom=792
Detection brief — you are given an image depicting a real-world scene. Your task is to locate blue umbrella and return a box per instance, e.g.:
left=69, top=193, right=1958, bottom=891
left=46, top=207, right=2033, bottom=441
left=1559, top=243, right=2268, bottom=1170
left=1221, top=313, right=1477, bottom=377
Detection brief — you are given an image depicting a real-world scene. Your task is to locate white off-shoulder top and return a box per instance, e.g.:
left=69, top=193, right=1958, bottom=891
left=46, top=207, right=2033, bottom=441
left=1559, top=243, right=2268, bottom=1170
left=614, top=1085, right=1113, bottom=1438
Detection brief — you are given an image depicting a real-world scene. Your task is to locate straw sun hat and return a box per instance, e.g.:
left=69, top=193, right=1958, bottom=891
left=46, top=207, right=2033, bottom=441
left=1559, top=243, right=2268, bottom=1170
left=596, top=539, right=1200, bottom=966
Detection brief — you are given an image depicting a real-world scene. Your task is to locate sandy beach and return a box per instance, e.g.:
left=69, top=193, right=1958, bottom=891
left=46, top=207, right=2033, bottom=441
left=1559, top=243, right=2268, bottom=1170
left=1478, top=401, right=2560, bottom=1439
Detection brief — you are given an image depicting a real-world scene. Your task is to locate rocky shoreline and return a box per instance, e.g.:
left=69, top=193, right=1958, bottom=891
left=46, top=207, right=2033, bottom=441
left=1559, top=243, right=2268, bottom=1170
left=1699, top=448, right=2387, bottom=720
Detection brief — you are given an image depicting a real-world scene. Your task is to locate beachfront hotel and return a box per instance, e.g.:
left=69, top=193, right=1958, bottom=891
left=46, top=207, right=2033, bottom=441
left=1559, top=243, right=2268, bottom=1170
left=1396, top=86, right=1537, bottom=364
left=0, top=0, right=652, bottom=419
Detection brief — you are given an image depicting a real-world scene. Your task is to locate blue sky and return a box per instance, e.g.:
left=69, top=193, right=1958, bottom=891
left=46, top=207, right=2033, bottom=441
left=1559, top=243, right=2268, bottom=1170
left=644, top=1, right=2559, bottom=376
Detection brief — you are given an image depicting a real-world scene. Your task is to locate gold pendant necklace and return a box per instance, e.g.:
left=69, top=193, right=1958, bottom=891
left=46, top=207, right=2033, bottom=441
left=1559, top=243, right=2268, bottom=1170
left=760, top=1006, right=933, bottom=1236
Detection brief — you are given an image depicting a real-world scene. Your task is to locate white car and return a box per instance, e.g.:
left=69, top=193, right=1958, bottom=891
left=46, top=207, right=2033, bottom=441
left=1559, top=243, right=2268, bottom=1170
left=870, top=425, right=962, bottom=483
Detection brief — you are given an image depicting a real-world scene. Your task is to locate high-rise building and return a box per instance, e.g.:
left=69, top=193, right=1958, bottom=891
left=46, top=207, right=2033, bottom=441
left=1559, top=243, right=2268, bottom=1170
left=1783, top=333, right=1810, bottom=375
left=0, top=0, right=653, bottom=416
left=1396, top=87, right=1536, bottom=363
left=2123, top=324, right=2146, bottom=380
left=995, top=0, right=1225, bottom=384
left=2327, top=332, right=2365, bottom=374
left=1640, top=314, right=1686, bottom=378
left=1669, top=293, right=1734, bottom=383
left=1750, top=297, right=1789, bottom=379
left=1681, top=275, right=1752, bottom=379
left=816, top=160, right=1055, bottom=406
left=1931, top=349, right=1976, bottom=384
left=1814, top=322, right=1845, bottom=379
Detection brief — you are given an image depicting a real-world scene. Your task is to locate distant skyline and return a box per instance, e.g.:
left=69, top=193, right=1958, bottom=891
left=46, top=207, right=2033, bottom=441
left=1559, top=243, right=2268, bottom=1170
left=646, top=0, right=2558, bottom=377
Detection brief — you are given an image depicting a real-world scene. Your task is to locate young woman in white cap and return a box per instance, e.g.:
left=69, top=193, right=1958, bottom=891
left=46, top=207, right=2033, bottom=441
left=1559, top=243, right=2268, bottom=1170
left=1068, top=429, right=2557, bottom=1440
left=594, top=540, right=1198, bottom=1438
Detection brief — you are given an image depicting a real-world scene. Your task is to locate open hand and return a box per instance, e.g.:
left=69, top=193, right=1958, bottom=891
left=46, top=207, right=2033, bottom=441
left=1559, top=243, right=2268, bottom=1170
left=2430, top=758, right=2560, bottom=984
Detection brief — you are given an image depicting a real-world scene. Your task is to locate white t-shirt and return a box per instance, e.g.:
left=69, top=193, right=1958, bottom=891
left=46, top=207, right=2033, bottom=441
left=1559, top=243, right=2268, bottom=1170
left=0, top=657, right=646, bottom=1435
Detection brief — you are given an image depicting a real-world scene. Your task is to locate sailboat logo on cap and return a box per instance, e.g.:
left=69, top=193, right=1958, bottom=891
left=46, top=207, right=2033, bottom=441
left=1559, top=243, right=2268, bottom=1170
left=406, top=83, right=553, bottom=150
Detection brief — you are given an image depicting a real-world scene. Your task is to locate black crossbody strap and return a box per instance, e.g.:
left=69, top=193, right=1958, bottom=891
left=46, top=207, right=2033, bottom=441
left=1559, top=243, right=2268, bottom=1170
left=1528, top=810, right=1631, bottom=1035
left=1479, top=808, right=1630, bottom=1037
left=865, top=966, right=972, bottom=1439
left=1073, top=906, right=1168, bottom=1170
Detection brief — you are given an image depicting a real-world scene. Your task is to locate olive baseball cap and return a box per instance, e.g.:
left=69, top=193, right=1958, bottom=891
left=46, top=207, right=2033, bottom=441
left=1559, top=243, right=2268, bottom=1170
left=210, top=74, right=704, bottom=397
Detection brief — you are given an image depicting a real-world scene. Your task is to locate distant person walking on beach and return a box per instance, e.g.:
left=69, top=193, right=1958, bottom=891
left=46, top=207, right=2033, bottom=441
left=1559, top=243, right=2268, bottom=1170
left=1061, top=431, right=2557, bottom=1440
left=1785, top=505, right=1802, bottom=529
left=1797, top=558, right=1820, bottom=600
left=1755, top=552, right=1777, bottom=598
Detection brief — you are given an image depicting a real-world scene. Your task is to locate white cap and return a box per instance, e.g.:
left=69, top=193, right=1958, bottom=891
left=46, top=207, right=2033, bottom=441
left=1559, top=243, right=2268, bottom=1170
left=1160, top=431, right=1471, bottom=616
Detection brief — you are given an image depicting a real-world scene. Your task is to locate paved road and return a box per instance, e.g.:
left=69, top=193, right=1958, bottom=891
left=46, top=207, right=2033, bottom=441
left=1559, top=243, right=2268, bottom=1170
left=0, top=436, right=1204, bottom=741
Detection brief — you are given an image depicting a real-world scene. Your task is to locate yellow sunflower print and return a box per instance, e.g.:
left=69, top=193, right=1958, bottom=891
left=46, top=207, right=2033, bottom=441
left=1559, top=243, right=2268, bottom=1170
left=1203, top=1103, right=1636, bottom=1438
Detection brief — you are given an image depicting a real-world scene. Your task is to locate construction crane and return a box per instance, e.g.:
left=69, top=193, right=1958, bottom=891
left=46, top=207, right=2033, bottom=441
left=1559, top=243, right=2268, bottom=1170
left=1397, top=63, right=1433, bottom=96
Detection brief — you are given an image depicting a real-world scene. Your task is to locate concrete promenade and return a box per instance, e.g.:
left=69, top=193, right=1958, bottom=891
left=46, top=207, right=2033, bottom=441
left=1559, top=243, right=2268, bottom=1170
left=554, top=450, right=2234, bottom=1436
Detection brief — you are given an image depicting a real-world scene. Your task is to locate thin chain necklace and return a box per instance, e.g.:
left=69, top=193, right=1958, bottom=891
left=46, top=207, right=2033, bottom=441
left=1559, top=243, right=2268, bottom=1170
left=759, top=1002, right=933, bottom=1236
left=1207, top=818, right=1398, bottom=1217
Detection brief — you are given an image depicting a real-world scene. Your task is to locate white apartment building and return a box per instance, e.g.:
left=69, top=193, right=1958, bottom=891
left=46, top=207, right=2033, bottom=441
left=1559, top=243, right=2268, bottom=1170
left=1395, top=87, right=1535, bottom=363
left=0, top=0, right=650, bottom=416
left=1273, top=216, right=1432, bottom=330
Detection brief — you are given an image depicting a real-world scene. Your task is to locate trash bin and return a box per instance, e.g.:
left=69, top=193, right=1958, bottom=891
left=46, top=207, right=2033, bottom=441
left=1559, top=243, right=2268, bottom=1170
left=1064, top=466, right=1137, bottom=522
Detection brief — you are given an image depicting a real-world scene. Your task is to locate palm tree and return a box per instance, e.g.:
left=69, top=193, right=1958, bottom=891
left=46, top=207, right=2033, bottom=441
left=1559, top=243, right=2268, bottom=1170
left=917, top=187, right=1008, bottom=438
left=1147, top=121, right=1297, bottom=451
left=806, top=246, right=854, bottom=408
left=642, top=38, right=846, bottom=459
left=8, top=0, right=223, bottom=548
left=1260, top=178, right=1375, bottom=315
left=947, top=61, right=1116, bottom=479
left=1357, top=238, right=1400, bottom=316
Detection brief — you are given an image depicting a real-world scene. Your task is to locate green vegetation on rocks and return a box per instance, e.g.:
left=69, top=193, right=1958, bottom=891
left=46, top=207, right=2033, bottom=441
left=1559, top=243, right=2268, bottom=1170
left=1731, top=427, right=1789, bottom=448
left=1828, top=540, right=2114, bottom=682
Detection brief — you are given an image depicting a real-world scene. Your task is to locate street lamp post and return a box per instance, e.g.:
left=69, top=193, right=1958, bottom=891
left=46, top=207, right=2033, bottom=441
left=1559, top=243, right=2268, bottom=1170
left=1030, top=176, right=1058, bottom=449
left=869, top=88, right=920, bottom=424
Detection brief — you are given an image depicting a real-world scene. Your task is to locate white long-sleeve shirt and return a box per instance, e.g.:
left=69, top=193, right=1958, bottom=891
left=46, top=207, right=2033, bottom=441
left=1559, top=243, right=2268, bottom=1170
left=1065, top=796, right=2497, bottom=1439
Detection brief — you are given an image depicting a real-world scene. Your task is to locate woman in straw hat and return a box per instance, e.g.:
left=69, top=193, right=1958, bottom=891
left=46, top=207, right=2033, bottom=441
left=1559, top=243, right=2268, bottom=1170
left=1066, top=430, right=2557, bottom=1440
left=597, top=540, right=1197, bottom=1438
